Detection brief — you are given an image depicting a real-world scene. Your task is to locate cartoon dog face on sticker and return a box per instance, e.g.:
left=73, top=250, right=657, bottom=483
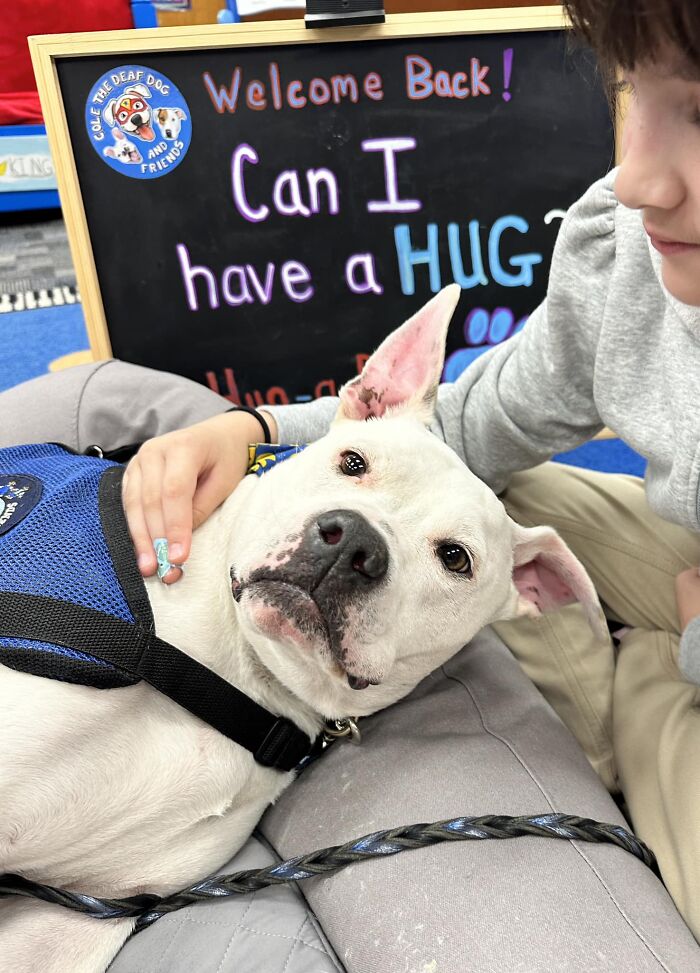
left=155, top=107, right=187, bottom=140
left=87, top=65, right=191, bottom=180
left=103, top=129, right=142, bottom=165
left=103, top=84, right=155, bottom=142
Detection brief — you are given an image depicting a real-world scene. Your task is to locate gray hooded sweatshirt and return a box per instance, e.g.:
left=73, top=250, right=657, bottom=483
left=267, top=169, right=700, bottom=685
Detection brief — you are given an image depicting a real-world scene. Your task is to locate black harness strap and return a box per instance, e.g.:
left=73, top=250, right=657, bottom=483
left=0, top=591, right=314, bottom=771
left=0, top=455, right=318, bottom=770
left=99, top=466, right=156, bottom=632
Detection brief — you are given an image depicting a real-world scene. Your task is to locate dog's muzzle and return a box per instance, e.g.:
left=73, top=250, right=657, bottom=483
left=232, top=509, right=389, bottom=689
left=309, top=509, right=389, bottom=589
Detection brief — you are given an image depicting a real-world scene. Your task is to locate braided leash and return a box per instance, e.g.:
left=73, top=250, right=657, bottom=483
left=0, top=813, right=657, bottom=932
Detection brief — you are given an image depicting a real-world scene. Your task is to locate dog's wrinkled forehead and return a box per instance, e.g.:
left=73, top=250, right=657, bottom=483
left=250, top=413, right=505, bottom=530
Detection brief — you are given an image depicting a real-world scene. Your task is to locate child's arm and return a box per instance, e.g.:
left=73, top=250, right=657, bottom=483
left=429, top=173, right=616, bottom=493
left=268, top=173, right=617, bottom=490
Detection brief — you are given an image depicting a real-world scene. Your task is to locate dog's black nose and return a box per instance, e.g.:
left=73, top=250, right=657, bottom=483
left=132, top=114, right=144, bottom=126
left=310, top=509, right=388, bottom=587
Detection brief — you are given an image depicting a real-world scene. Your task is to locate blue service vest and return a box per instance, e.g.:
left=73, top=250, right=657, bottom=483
left=0, top=442, right=315, bottom=771
left=0, top=443, right=140, bottom=687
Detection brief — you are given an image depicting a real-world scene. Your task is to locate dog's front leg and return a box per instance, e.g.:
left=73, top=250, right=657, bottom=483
left=0, top=898, right=135, bottom=973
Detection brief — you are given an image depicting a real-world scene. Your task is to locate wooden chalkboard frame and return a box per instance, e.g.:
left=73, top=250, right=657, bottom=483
left=29, top=6, right=594, bottom=365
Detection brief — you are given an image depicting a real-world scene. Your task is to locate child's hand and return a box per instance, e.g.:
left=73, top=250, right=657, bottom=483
left=122, top=410, right=277, bottom=583
left=675, top=567, right=700, bottom=631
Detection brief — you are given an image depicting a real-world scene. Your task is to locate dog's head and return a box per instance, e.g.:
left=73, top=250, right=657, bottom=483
left=155, top=107, right=186, bottom=140
left=103, top=84, right=155, bottom=142
left=229, top=286, right=606, bottom=719
left=103, top=128, right=142, bottom=165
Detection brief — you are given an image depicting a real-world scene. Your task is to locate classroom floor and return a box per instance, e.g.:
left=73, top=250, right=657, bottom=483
left=0, top=212, right=87, bottom=392
left=0, top=213, right=76, bottom=296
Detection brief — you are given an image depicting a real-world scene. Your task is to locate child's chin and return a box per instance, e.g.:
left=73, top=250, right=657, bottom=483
left=661, top=257, right=700, bottom=308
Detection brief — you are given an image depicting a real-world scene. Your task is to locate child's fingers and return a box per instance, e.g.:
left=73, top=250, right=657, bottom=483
left=136, top=449, right=169, bottom=564
left=191, top=465, right=241, bottom=530
left=160, top=447, right=199, bottom=565
left=122, top=463, right=157, bottom=575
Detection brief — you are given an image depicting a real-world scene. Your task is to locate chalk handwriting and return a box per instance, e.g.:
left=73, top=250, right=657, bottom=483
left=231, top=143, right=340, bottom=222
left=176, top=244, right=314, bottom=310
left=346, top=253, right=383, bottom=295
left=544, top=208, right=567, bottom=224
left=394, top=216, right=543, bottom=294
left=405, top=56, right=491, bottom=100
left=203, top=64, right=384, bottom=114
left=202, top=49, right=514, bottom=114
left=361, top=137, right=422, bottom=214
left=205, top=367, right=338, bottom=405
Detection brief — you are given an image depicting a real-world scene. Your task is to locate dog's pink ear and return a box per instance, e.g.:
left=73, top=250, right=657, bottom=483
left=510, top=524, right=607, bottom=639
left=114, top=129, right=125, bottom=141
left=336, top=284, right=460, bottom=423
left=104, top=147, right=116, bottom=159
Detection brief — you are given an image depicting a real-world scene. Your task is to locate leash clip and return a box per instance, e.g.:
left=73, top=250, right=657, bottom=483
left=323, top=717, right=361, bottom=745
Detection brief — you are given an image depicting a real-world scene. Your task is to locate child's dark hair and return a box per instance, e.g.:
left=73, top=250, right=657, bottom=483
left=563, top=0, right=700, bottom=72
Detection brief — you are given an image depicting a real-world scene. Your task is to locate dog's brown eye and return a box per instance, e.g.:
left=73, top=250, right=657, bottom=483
left=340, top=451, right=367, bottom=476
left=437, top=543, right=473, bottom=576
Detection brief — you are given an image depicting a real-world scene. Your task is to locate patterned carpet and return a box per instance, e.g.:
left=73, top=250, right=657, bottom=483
left=0, top=213, right=76, bottom=295
left=0, top=212, right=88, bottom=392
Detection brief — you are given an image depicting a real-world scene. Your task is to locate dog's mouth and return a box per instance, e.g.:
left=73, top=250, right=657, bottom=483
left=136, top=123, right=155, bottom=141
left=231, top=574, right=379, bottom=691
left=128, top=149, right=142, bottom=163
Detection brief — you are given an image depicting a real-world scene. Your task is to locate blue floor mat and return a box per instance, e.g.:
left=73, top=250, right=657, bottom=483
left=0, top=304, right=88, bottom=393
left=553, top=438, right=646, bottom=477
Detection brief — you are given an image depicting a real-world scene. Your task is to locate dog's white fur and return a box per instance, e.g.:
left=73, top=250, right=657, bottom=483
left=155, top=107, right=187, bottom=140
left=0, top=286, right=605, bottom=971
left=103, top=129, right=142, bottom=165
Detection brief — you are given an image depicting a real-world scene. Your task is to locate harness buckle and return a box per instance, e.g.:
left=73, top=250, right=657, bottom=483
left=322, top=717, right=361, bottom=745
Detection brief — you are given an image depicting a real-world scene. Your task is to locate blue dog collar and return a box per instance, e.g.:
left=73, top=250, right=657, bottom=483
left=247, top=443, right=307, bottom=477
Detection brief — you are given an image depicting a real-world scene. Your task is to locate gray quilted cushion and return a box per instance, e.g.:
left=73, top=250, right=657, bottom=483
left=109, top=834, right=342, bottom=973
left=260, top=629, right=700, bottom=973
left=111, top=628, right=700, bottom=973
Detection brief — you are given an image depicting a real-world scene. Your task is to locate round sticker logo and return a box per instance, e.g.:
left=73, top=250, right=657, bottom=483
left=85, top=66, right=191, bottom=179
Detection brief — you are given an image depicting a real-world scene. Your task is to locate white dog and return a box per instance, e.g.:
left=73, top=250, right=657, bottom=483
left=103, top=129, right=142, bottom=165
left=155, top=107, right=187, bottom=140
left=103, top=83, right=155, bottom=142
left=0, top=286, right=605, bottom=972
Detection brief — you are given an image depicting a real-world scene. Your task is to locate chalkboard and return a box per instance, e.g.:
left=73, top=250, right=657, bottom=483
left=32, top=10, right=614, bottom=406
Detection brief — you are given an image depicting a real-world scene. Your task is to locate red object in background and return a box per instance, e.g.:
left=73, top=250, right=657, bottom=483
left=0, top=0, right=134, bottom=125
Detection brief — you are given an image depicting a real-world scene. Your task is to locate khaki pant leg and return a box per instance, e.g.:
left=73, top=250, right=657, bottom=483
left=615, top=629, right=700, bottom=939
left=493, top=462, right=700, bottom=793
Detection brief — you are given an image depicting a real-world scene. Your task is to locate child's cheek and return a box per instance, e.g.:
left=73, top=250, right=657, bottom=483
left=619, top=100, right=641, bottom=159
